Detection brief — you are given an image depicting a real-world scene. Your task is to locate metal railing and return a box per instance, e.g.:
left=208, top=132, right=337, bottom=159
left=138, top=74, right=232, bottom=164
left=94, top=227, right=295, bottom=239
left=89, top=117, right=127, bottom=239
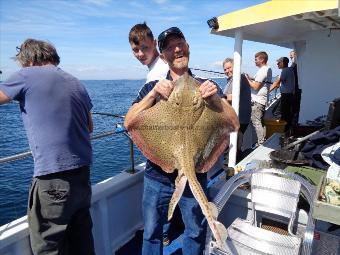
left=266, top=88, right=281, bottom=110
left=0, top=112, right=138, bottom=173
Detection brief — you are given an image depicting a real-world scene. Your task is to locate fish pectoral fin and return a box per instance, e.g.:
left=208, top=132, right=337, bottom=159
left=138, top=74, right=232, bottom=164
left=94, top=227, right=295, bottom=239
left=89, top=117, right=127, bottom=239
left=207, top=203, right=228, bottom=248
left=207, top=203, right=228, bottom=250
left=214, top=220, right=228, bottom=250
left=168, top=175, right=187, bottom=221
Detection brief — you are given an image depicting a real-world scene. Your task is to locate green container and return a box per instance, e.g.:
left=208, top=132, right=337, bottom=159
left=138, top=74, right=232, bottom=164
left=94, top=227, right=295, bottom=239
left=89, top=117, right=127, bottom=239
left=285, top=166, right=325, bottom=186
left=312, top=175, right=340, bottom=225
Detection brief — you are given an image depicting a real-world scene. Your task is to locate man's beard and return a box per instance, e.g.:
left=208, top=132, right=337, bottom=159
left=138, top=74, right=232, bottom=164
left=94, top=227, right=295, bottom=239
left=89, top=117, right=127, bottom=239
left=171, top=52, right=189, bottom=70
left=172, top=59, right=188, bottom=69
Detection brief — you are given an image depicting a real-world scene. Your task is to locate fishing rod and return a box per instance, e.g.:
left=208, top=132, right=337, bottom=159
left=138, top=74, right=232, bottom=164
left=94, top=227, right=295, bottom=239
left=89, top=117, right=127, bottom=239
left=190, top=67, right=273, bottom=84
left=92, top=112, right=125, bottom=118
left=190, top=67, right=224, bottom=75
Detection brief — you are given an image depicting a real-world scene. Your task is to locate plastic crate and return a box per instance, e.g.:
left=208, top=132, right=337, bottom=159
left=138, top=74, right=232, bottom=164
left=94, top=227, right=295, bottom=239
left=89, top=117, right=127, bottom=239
left=312, top=175, right=340, bottom=225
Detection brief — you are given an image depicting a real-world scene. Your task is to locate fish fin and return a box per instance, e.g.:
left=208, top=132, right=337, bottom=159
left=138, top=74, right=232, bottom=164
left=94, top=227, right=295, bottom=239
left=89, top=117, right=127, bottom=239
left=168, top=175, right=187, bottom=221
left=214, top=221, right=228, bottom=250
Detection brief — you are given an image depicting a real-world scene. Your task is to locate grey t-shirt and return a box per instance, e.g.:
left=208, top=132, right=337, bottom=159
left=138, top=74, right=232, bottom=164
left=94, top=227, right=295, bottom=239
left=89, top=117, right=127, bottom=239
left=0, top=66, right=93, bottom=177
left=280, top=67, right=295, bottom=94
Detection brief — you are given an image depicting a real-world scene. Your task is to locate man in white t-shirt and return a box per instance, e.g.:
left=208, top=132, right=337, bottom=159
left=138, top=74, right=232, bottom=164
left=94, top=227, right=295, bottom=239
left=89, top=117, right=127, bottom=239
left=129, top=22, right=171, bottom=245
left=129, top=22, right=168, bottom=83
left=245, top=51, right=272, bottom=146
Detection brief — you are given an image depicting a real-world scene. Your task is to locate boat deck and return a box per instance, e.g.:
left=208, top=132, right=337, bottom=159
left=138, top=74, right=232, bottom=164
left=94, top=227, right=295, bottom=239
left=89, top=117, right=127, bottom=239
left=117, top=230, right=184, bottom=255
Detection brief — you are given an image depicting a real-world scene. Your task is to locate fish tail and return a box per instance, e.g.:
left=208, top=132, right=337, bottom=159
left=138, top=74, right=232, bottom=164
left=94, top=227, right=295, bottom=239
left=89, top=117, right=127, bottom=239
left=185, top=167, right=227, bottom=246
left=168, top=174, right=187, bottom=220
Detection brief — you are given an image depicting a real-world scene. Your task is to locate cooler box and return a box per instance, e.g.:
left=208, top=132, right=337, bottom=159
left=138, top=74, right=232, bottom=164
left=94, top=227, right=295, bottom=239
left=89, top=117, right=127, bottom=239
left=264, top=119, right=287, bottom=138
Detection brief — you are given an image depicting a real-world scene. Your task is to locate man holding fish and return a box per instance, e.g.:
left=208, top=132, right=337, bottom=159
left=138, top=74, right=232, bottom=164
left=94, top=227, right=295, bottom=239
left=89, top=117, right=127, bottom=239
left=124, top=27, right=239, bottom=255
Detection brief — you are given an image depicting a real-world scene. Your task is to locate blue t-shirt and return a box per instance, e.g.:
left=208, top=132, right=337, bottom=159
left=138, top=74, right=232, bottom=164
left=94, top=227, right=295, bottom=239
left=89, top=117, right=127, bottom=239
left=132, top=70, right=223, bottom=183
left=0, top=65, right=93, bottom=177
left=279, top=67, right=295, bottom=94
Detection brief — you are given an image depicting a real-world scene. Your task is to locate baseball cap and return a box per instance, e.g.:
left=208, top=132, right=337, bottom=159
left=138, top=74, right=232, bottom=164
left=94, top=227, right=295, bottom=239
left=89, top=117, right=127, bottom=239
left=158, top=27, right=185, bottom=52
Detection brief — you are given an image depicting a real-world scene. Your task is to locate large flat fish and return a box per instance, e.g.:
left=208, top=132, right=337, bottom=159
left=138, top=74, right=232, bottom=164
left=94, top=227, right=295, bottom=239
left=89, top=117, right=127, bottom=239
left=127, top=72, right=235, bottom=248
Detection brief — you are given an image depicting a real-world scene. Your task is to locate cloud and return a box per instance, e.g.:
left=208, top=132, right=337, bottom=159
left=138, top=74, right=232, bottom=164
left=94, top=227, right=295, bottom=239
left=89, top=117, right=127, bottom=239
left=84, top=0, right=111, bottom=6
left=210, top=61, right=223, bottom=69
left=0, top=0, right=288, bottom=80
left=152, top=0, right=168, bottom=4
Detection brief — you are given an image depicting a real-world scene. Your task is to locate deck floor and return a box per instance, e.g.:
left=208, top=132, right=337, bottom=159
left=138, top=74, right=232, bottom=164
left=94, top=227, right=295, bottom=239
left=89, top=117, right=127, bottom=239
left=116, top=230, right=184, bottom=255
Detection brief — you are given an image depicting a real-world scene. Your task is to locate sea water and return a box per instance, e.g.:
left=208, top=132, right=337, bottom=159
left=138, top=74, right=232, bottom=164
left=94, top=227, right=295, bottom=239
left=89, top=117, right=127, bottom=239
left=0, top=78, right=227, bottom=225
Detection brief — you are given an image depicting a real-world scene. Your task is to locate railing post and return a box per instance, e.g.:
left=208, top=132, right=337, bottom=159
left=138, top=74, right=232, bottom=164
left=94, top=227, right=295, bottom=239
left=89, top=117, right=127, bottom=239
left=117, top=123, right=136, bottom=174
left=128, top=137, right=135, bottom=173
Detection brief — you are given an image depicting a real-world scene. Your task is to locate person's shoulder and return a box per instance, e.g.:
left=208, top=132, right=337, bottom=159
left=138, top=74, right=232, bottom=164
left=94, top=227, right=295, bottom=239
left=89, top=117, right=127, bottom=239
left=262, top=65, right=271, bottom=71
left=155, top=56, right=168, bottom=67
left=145, top=79, right=158, bottom=87
left=54, top=67, right=83, bottom=84
left=133, top=79, right=159, bottom=104
left=6, top=69, right=25, bottom=80
left=139, top=79, right=158, bottom=94
left=146, top=57, right=168, bottom=83
left=282, top=67, right=292, bottom=74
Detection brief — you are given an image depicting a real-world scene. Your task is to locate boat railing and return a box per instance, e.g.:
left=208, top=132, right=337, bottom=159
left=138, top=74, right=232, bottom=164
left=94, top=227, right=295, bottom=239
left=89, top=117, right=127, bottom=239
left=0, top=112, right=138, bottom=173
left=266, top=87, right=281, bottom=110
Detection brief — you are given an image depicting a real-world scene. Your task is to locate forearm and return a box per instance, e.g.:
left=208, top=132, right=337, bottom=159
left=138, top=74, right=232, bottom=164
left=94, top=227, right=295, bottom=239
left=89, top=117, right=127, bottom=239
left=124, top=89, right=157, bottom=129
left=270, top=79, right=280, bottom=92
left=0, top=90, right=11, bottom=104
left=221, top=98, right=240, bottom=132
left=247, top=78, right=262, bottom=90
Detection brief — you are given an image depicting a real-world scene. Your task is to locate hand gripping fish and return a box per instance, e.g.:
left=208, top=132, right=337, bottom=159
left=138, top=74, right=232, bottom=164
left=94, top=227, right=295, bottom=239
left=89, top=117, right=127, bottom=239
left=127, top=72, right=236, bottom=249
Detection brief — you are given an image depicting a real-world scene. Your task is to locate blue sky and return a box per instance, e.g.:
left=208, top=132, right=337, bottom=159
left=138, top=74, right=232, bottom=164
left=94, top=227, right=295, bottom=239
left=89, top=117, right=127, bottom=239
left=1, top=0, right=290, bottom=80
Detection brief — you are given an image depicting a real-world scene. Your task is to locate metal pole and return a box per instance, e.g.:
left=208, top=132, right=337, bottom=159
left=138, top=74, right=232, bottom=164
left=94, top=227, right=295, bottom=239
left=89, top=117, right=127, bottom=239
left=129, top=139, right=135, bottom=173
left=228, top=29, right=243, bottom=167
left=123, top=132, right=135, bottom=173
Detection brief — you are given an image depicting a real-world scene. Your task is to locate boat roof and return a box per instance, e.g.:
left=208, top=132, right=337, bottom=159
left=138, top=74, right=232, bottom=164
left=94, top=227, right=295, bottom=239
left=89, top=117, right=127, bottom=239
left=211, top=0, right=340, bottom=48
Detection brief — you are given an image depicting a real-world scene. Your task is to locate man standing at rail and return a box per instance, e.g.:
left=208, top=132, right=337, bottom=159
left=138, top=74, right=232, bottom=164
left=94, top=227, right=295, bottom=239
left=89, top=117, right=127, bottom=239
left=270, top=57, right=296, bottom=131
left=245, top=51, right=272, bottom=146
left=0, top=39, right=95, bottom=255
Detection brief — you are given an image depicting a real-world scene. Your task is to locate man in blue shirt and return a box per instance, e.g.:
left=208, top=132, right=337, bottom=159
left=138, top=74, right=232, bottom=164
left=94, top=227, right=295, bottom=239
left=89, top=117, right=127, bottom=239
left=0, top=39, right=95, bottom=255
left=124, top=27, right=239, bottom=255
left=270, top=57, right=296, bottom=131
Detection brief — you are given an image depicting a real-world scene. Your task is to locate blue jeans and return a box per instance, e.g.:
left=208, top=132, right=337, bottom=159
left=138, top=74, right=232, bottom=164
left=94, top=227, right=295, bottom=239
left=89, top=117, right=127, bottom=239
left=142, top=176, right=207, bottom=255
